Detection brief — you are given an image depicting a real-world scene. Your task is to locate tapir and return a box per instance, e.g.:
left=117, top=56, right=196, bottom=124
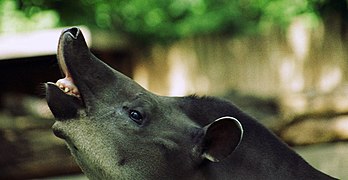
left=45, top=27, right=337, bottom=180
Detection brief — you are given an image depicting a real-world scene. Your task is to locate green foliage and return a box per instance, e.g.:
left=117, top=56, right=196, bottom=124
left=0, top=0, right=344, bottom=44
left=0, top=0, right=59, bottom=33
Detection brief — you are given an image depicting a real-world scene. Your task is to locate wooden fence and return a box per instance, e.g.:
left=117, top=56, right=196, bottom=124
left=133, top=17, right=348, bottom=100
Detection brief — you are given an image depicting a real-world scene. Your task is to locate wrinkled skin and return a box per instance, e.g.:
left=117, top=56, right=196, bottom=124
left=46, top=27, right=336, bottom=180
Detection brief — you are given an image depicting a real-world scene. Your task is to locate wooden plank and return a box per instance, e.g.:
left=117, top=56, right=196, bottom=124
left=0, top=107, right=81, bottom=179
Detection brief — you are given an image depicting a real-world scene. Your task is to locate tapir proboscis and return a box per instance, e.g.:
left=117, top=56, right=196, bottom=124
left=45, top=27, right=337, bottom=180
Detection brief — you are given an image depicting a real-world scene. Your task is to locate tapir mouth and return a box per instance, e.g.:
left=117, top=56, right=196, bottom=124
left=46, top=27, right=88, bottom=120
left=55, top=28, right=81, bottom=98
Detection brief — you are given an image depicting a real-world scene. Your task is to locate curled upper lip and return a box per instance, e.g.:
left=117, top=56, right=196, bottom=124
left=57, top=27, right=80, bottom=77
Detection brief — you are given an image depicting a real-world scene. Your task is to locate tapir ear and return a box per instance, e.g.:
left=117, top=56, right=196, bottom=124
left=201, top=116, right=243, bottom=162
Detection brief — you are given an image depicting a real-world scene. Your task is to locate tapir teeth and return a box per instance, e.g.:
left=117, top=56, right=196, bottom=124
left=55, top=81, right=81, bottom=98
left=64, top=87, right=70, bottom=93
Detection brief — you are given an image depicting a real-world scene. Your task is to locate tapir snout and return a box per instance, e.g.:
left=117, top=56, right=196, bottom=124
left=46, top=27, right=337, bottom=180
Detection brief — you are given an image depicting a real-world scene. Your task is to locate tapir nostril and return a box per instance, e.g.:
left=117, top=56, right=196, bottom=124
left=64, top=27, right=80, bottom=39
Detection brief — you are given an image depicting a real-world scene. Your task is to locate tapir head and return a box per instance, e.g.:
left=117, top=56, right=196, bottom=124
left=46, top=27, right=243, bottom=179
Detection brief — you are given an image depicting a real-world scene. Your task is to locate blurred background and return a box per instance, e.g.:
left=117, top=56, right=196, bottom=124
left=0, top=0, right=348, bottom=179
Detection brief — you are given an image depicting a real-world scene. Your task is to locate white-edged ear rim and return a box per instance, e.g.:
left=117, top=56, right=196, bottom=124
left=202, top=116, right=244, bottom=162
left=213, top=116, right=244, bottom=147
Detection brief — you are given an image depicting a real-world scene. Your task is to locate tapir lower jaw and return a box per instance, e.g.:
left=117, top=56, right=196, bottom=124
left=51, top=118, right=122, bottom=179
left=46, top=82, right=84, bottom=120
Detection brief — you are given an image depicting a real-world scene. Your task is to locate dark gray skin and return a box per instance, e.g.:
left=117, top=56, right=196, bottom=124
left=46, top=27, right=337, bottom=180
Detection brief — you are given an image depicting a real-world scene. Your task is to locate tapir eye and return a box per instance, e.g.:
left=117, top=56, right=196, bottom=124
left=129, top=110, right=143, bottom=125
